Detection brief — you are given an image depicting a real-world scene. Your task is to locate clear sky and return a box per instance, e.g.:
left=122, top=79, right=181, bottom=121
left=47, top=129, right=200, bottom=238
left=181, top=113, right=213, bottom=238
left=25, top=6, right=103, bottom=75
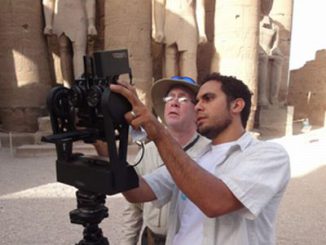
left=290, top=0, right=326, bottom=70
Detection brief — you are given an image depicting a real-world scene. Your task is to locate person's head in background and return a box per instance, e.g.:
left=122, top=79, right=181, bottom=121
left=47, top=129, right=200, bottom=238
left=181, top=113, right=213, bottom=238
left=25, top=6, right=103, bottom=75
left=151, top=76, right=198, bottom=140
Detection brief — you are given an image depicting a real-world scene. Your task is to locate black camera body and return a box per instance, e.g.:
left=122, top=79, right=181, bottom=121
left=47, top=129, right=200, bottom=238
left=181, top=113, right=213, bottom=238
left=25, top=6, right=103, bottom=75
left=42, top=49, right=139, bottom=195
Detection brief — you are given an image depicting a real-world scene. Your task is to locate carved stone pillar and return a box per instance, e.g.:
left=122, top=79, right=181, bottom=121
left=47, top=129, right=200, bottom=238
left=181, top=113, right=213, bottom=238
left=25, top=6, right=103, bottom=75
left=269, top=0, right=294, bottom=103
left=211, top=0, right=259, bottom=129
left=0, top=0, right=52, bottom=132
left=104, top=0, right=153, bottom=108
left=255, top=0, right=294, bottom=138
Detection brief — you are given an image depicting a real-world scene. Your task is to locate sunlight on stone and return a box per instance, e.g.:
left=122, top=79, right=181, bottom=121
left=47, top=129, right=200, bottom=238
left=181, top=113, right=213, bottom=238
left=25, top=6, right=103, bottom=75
left=12, top=50, right=38, bottom=87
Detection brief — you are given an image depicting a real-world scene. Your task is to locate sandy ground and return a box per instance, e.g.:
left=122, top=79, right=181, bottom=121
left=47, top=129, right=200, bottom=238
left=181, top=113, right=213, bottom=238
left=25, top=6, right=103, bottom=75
left=0, top=128, right=326, bottom=245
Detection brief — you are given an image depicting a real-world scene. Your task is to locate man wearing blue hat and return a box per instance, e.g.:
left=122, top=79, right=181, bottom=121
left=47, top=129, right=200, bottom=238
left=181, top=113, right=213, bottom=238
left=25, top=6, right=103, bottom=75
left=120, top=76, right=209, bottom=245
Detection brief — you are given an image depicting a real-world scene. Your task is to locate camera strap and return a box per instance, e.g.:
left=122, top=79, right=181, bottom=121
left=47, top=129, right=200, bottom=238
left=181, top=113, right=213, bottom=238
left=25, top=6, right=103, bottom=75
left=183, top=134, right=200, bottom=152
left=157, top=134, right=200, bottom=168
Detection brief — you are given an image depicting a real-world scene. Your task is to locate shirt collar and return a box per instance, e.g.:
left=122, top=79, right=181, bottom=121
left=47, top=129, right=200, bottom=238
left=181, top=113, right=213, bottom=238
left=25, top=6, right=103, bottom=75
left=234, top=131, right=254, bottom=151
left=219, top=131, right=254, bottom=156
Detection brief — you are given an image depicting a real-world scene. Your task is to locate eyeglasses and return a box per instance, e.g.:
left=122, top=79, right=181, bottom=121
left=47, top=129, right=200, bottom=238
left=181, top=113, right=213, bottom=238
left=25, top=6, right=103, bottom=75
left=163, top=95, right=194, bottom=104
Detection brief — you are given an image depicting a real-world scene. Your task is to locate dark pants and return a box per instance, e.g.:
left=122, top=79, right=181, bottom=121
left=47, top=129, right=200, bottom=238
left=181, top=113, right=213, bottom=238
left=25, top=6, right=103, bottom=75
left=141, top=227, right=166, bottom=245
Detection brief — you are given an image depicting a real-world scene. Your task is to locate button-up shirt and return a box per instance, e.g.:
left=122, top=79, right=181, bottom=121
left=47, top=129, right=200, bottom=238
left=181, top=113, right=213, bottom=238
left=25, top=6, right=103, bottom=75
left=145, top=132, right=290, bottom=245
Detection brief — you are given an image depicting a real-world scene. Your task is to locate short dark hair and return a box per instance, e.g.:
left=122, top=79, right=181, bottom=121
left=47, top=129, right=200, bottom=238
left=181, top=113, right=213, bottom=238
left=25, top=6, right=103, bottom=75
left=201, top=72, right=253, bottom=128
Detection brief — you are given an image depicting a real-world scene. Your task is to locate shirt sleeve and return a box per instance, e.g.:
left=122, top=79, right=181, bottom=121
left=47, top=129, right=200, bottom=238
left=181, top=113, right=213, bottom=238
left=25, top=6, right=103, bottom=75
left=144, top=166, right=174, bottom=207
left=218, top=141, right=290, bottom=219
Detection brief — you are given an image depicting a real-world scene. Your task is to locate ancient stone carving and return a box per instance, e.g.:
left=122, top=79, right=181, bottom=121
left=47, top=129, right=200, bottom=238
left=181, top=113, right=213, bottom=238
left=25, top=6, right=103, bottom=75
left=153, top=0, right=207, bottom=80
left=42, top=0, right=97, bottom=87
left=258, top=0, right=283, bottom=107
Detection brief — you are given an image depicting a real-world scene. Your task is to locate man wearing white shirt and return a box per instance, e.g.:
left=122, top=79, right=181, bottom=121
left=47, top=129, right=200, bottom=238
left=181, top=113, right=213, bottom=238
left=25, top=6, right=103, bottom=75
left=110, top=72, right=290, bottom=245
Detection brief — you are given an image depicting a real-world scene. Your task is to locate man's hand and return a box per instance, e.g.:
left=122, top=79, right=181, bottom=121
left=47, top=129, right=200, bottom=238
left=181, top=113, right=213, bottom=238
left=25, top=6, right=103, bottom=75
left=88, top=24, right=98, bottom=36
left=43, top=25, right=53, bottom=35
left=154, top=30, right=165, bottom=43
left=198, top=33, right=208, bottom=45
left=110, top=81, right=164, bottom=142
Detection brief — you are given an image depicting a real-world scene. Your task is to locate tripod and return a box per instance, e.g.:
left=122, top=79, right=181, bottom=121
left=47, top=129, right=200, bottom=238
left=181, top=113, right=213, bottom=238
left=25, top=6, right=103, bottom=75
left=70, top=190, right=109, bottom=245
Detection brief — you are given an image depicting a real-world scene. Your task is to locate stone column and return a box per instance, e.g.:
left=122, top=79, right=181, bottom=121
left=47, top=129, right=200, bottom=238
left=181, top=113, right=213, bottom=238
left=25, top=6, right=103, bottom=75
left=269, top=0, right=294, bottom=103
left=211, top=0, right=259, bottom=129
left=255, top=0, right=294, bottom=138
left=104, top=0, right=153, bottom=107
left=0, top=0, right=53, bottom=132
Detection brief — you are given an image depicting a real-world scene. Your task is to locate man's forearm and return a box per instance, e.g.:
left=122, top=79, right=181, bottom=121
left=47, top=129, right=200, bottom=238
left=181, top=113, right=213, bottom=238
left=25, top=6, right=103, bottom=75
left=93, top=140, right=109, bottom=157
left=85, top=0, right=96, bottom=23
left=196, top=0, right=206, bottom=37
left=42, top=0, right=55, bottom=26
left=123, top=176, right=157, bottom=203
left=153, top=128, right=242, bottom=217
left=153, top=0, right=165, bottom=34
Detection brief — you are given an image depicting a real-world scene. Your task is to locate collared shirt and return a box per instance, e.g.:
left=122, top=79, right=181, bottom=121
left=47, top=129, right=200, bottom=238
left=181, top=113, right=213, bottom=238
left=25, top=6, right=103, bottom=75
left=120, top=134, right=210, bottom=245
left=173, top=141, right=238, bottom=245
left=144, top=132, right=291, bottom=245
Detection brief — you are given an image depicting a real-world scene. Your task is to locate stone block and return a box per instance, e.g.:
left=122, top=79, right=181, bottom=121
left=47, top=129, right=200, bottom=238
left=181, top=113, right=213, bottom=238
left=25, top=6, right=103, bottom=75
left=0, top=132, right=36, bottom=147
left=38, top=116, right=52, bottom=132
left=257, top=106, right=292, bottom=140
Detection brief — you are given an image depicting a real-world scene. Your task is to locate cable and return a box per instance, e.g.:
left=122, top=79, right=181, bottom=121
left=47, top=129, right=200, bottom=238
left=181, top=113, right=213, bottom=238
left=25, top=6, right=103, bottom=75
left=130, top=141, right=145, bottom=167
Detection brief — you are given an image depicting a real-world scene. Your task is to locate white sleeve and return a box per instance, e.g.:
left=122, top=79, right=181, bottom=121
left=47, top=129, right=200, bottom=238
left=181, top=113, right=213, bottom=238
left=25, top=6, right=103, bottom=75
left=218, top=142, right=290, bottom=219
left=143, top=165, right=174, bottom=207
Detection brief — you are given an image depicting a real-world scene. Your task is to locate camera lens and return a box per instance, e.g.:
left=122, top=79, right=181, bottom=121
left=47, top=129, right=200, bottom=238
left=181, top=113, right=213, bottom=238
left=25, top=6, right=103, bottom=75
left=87, top=85, right=103, bottom=108
left=50, top=86, right=72, bottom=118
left=69, top=85, right=86, bottom=107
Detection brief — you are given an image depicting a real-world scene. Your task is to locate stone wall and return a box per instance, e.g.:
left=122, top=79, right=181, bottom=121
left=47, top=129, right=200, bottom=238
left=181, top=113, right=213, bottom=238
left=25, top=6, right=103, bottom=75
left=288, top=49, right=326, bottom=126
left=0, top=0, right=297, bottom=135
left=0, top=0, right=52, bottom=132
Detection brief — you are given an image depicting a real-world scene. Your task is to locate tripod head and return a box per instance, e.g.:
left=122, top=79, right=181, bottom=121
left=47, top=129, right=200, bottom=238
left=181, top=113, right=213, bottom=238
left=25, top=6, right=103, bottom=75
left=42, top=49, right=139, bottom=195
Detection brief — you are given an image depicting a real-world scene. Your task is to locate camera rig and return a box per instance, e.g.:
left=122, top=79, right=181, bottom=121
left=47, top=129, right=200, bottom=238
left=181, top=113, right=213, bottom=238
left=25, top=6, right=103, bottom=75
left=42, top=49, right=138, bottom=244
